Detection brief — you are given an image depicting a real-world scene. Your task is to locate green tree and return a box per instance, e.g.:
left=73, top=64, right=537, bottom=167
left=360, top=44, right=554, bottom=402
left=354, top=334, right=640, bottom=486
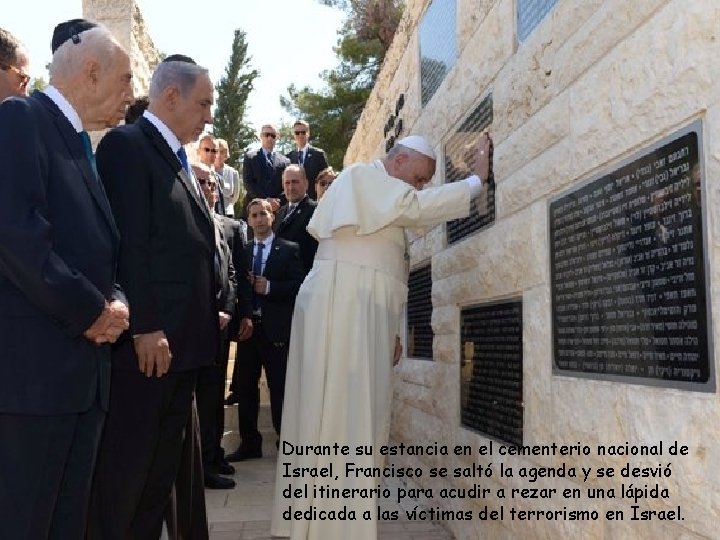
left=281, top=0, right=403, bottom=168
left=274, top=120, right=296, bottom=156
left=213, top=29, right=258, bottom=170
left=29, top=76, right=46, bottom=93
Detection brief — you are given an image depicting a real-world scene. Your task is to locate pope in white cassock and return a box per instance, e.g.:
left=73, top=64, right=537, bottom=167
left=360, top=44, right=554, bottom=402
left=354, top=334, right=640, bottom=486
left=271, top=133, right=494, bottom=540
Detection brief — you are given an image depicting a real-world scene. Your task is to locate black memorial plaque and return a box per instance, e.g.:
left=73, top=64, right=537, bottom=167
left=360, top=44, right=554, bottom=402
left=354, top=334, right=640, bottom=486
left=518, top=0, right=559, bottom=41
left=407, top=264, right=433, bottom=359
left=446, top=95, right=495, bottom=245
left=550, top=122, right=711, bottom=389
left=461, top=301, right=523, bottom=445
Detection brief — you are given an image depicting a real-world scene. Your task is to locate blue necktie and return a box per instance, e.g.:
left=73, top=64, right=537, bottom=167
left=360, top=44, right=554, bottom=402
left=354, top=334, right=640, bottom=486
left=176, top=147, right=189, bottom=174
left=252, top=242, right=265, bottom=312
left=79, top=131, right=98, bottom=179
left=298, top=149, right=304, bottom=165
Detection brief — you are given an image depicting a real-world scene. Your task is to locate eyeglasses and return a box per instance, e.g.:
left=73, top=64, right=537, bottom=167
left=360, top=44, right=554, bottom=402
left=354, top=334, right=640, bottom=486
left=197, top=178, right=217, bottom=188
left=1, top=64, right=30, bottom=87
left=318, top=180, right=333, bottom=188
left=201, top=147, right=218, bottom=154
left=262, top=133, right=277, bottom=139
left=293, top=130, right=307, bottom=136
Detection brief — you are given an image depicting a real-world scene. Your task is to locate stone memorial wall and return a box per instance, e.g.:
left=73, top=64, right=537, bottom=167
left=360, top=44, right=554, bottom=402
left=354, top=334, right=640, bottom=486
left=83, top=0, right=160, bottom=100
left=347, top=0, right=720, bottom=538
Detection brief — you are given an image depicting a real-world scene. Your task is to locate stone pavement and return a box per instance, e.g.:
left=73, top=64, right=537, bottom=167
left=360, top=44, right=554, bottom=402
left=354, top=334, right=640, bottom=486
left=206, top=354, right=454, bottom=539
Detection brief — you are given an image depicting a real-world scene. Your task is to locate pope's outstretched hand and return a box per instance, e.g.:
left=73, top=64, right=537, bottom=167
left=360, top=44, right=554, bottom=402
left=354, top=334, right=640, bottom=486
left=473, top=132, right=494, bottom=216
left=474, top=132, right=493, bottom=183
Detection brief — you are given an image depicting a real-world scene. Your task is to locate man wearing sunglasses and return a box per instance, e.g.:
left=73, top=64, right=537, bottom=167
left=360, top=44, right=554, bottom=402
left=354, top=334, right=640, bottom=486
left=0, top=28, right=30, bottom=101
left=195, top=132, right=227, bottom=215
left=286, top=120, right=328, bottom=200
left=241, top=123, right=289, bottom=220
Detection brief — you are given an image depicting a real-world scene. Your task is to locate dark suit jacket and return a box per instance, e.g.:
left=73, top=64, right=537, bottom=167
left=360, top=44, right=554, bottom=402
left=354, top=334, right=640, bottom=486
left=213, top=216, right=236, bottom=316
left=97, top=116, right=219, bottom=372
left=216, top=215, right=253, bottom=339
left=0, top=92, right=122, bottom=414
left=274, top=196, right=318, bottom=275
left=287, top=145, right=328, bottom=200
left=242, top=148, right=289, bottom=215
left=249, top=236, right=304, bottom=344
left=212, top=170, right=226, bottom=216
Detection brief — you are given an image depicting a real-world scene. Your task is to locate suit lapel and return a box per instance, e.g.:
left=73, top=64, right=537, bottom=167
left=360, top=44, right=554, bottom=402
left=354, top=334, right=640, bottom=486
left=257, top=150, right=269, bottom=171
left=138, top=118, right=214, bottom=227
left=179, top=167, right=213, bottom=222
left=276, top=206, right=288, bottom=232
left=34, top=92, right=118, bottom=239
left=278, top=197, right=307, bottom=232
left=263, top=238, right=282, bottom=275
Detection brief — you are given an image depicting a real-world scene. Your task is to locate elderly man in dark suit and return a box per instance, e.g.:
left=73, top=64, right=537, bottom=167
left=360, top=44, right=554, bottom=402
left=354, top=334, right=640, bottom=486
left=87, top=55, right=218, bottom=540
left=241, top=123, right=289, bottom=218
left=227, top=199, right=305, bottom=461
left=286, top=119, right=329, bottom=200
left=0, top=19, right=132, bottom=539
left=275, top=164, right=319, bottom=275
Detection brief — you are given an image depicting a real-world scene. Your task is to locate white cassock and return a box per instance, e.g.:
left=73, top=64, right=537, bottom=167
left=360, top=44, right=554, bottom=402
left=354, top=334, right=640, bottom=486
left=271, top=160, right=476, bottom=540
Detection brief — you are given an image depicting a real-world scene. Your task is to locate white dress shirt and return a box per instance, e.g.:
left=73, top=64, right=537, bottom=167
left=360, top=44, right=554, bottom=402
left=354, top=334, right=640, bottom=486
left=43, top=85, right=83, bottom=133
left=253, top=233, right=274, bottom=294
left=143, top=110, right=203, bottom=198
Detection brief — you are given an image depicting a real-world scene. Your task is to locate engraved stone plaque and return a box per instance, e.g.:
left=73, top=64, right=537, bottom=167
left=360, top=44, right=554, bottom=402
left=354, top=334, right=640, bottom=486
left=518, top=0, right=559, bottom=41
left=550, top=122, right=712, bottom=390
left=407, top=264, right=433, bottom=359
left=461, top=301, right=523, bottom=445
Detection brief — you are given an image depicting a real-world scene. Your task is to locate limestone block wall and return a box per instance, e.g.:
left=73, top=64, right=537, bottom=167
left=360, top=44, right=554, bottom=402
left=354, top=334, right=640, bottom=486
left=346, top=1, right=720, bottom=539
left=83, top=0, right=160, bottom=98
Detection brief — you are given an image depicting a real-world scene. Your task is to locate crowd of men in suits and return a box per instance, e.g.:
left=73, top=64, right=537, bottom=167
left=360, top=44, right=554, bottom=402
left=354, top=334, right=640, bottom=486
left=0, top=20, right=330, bottom=539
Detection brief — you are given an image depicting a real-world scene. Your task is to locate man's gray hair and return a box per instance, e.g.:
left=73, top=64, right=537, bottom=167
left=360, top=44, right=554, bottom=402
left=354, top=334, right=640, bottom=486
left=49, top=26, right=121, bottom=82
left=197, top=131, right=215, bottom=144
left=283, top=163, right=307, bottom=179
left=149, top=60, right=209, bottom=101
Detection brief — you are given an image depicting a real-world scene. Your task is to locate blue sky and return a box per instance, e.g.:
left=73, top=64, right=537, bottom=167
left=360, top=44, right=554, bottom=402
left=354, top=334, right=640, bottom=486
left=4, top=0, right=344, bottom=131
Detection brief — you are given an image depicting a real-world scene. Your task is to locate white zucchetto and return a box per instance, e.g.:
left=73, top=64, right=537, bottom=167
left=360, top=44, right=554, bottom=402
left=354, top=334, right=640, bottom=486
left=395, top=135, right=437, bottom=161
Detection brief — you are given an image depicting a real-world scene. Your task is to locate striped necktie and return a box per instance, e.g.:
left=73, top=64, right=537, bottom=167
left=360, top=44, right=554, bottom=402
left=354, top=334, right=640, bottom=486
left=283, top=204, right=297, bottom=222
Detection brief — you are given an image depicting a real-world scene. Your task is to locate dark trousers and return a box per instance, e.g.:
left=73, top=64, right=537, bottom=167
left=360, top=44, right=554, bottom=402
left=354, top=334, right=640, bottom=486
left=0, top=404, right=104, bottom=540
left=87, top=368, right=198, bottom=540
left=165, top=397, right=208, bottom=540
left=195, top=328, right=229, bottom=472
left=232, top=321, right=288, bottom=446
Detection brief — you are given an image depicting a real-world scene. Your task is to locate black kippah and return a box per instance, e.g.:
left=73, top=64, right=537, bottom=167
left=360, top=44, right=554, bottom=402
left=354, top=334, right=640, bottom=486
left=51, top=18, right=98, bottom=53
left=162, top=54, right=196, bottom=65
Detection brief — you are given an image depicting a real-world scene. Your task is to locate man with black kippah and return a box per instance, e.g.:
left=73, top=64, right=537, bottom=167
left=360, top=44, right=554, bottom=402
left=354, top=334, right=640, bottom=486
left=50, top=18, right=98, bottom=52
left=0, top=18, right=132, bottom=539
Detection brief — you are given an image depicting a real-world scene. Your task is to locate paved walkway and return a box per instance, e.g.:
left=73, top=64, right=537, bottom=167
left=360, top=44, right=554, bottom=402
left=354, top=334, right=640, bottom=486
left=207, top=355, right=453, bottom=539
